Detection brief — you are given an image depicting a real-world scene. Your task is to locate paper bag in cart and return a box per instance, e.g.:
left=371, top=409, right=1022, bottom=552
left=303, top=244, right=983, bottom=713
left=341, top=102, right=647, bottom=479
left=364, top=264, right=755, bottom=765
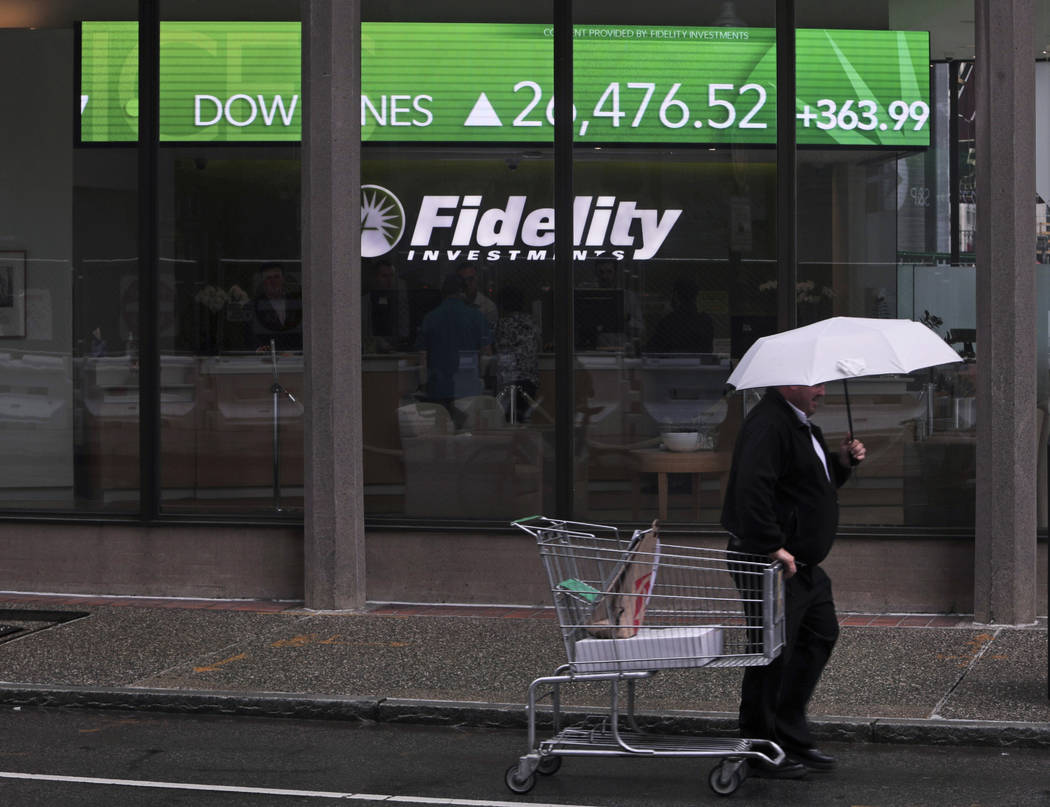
left=589, top=521, right=660, bottom=639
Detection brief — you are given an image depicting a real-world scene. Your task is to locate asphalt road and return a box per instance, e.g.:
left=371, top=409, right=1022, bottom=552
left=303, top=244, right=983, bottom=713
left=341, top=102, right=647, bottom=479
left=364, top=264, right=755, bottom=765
left=0, top=706, right=1047, bottom=806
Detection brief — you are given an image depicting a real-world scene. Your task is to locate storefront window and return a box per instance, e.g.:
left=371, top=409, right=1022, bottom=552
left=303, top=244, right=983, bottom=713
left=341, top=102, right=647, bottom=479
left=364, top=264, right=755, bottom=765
left=361, top=5, right=555, bottom=521
left=157, top=4, right=302, bottom=515
left=797, top=4, right=975, bottom=529
left=158, top=148, right=302, bottom=514
left=571, top=2, right=776, bottom=524
left=0, top=2, right=139, bottom=512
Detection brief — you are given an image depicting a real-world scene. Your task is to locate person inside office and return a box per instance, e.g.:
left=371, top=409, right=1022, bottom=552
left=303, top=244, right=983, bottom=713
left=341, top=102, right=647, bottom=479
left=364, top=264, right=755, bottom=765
left=417, top=272, right=492, bottom=430
left=248, top=262, right=303, bottom=352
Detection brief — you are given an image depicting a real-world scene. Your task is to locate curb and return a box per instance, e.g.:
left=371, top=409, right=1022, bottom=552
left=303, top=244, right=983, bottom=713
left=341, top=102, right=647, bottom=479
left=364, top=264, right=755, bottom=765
left=0, top=684, right=1046, bottom=749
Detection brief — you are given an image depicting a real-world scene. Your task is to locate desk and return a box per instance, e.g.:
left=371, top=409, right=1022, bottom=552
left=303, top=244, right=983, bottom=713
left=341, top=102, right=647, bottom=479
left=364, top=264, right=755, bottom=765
left=629, top=447, right=731, bottom=522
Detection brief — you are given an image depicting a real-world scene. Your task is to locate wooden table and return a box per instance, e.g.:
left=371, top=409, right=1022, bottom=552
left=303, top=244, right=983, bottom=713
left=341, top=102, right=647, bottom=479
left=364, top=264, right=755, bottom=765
left=629, top=447, right=732, bottom=522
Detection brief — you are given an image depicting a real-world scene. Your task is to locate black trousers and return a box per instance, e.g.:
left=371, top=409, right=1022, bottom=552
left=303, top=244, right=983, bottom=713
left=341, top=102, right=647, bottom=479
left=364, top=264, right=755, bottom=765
left=738, top=563, right=839, bottom=751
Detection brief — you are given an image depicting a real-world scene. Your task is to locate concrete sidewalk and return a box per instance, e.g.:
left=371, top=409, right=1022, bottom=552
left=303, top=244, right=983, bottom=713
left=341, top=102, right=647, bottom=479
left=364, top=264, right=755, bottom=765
left=0, top=593, right=1046, bottom=748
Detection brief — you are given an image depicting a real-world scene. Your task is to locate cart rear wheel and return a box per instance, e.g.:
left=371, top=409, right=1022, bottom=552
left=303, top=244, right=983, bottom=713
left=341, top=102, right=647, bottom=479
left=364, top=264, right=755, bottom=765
left=536, top=755, right=562, bottom=776
left=708, top=762, right=742, bottom=796
left=505, top=764, right=536, bottom=794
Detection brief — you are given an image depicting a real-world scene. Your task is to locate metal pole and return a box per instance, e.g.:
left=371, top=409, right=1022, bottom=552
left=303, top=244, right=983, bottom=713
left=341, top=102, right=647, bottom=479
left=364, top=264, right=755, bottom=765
left=270, top=338, right=282, bottom=512
left=776, top=0, right=797, bottom=333
left=553, top=0, right=574, bottom=517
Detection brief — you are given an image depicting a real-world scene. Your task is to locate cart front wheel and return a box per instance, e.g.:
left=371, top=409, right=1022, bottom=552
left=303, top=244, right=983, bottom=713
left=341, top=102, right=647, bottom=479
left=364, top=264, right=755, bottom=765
left=708, top=762, right=742, bottom=796
left=536, top=755, right=562, bottom=776
left=505, top=764, right=536, bottom=794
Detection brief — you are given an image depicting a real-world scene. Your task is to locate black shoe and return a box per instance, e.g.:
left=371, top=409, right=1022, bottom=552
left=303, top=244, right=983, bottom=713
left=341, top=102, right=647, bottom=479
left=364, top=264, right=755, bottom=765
left=786, top=746, right=837, bottom=771
left=748, top=758, right=809, bottom=779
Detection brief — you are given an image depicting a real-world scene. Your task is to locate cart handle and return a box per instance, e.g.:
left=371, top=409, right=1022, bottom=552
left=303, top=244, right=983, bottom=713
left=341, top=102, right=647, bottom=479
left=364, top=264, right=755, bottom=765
left=511, top=515, right=544, bottom=524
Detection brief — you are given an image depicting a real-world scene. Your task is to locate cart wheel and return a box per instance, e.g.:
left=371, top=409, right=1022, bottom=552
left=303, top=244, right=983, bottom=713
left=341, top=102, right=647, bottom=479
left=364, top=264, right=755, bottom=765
left=536, top=755, right=562, bottom=776
left=505, top=763, right=536, bottom=794
left=708, top=762, right=742, bottom=797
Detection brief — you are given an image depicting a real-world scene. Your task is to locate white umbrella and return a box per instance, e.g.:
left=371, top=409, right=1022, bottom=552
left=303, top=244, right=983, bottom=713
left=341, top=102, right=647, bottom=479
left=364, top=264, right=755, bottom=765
left=726, top=316, right=964, bottom=436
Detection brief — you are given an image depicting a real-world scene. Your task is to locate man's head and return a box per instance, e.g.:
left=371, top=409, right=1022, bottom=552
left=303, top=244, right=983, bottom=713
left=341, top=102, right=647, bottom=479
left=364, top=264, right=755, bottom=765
left=373, top=259, right=396, bottom=289
left=594, top=259, right=617, bottom=288
left=456, top=262, right=480, bottom=301
left=778, top=384, right=826, bottom=418
left=441, top=272, right=465, bottom=298
left=260, top=263, right=285, bottom=299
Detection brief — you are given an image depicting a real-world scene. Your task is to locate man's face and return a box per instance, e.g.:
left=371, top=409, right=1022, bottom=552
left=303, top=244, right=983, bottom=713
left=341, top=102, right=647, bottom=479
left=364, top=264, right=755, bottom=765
left=457, top=267, right=478, bottom=298
left=781, top=384, right=826, bottom=417
left=595, top=262, right=616, bottom=287
left=262, top=268, right=284, bottom=298
left=375, top=263, right=395, bottom=289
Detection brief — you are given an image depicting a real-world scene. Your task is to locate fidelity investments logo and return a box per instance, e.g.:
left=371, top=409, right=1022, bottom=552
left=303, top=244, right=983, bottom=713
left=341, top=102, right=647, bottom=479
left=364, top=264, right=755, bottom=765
left=360, top=185, right=682, bottom=262
left=361, top=185, right=406, bottom=259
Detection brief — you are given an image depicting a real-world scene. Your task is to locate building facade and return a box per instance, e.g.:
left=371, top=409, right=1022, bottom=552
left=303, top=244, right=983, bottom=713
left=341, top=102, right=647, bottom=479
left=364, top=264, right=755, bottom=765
left=0, top=0, right=1045, bottom=622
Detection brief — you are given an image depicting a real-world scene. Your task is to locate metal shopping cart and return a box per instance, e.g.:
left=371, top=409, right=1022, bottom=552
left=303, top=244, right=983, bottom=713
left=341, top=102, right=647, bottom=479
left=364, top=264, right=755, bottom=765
left=505, top=516, right=786, bottom=798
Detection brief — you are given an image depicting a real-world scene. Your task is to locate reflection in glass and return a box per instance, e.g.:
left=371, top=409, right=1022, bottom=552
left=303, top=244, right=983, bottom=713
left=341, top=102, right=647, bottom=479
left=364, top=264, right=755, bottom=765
left=570, top=150, right=776, bottom=523
left=0, top=12, right=139, bottom=512
left=361, top=150, right=556, bottom=521
left=795, top=62, right=975, bottom=529
left=158, top=152, right=303, bottom=514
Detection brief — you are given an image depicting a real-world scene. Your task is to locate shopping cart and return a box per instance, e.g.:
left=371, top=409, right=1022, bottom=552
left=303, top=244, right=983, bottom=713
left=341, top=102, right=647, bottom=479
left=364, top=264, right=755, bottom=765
left=505, top=516, right=786, bottom=798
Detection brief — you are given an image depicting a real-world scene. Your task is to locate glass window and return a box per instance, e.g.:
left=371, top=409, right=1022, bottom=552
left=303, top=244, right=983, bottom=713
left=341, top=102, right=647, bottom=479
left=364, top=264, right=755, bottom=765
left=797, top=3, right=975, bottom=529
left=361, top=4, right=555, bottom=522
left=571, top=2, right=776, bottom=524
left=157, top=3, right=303, bottom=515
left=0, top=2, right=139, bottom=512
left=158, top=147, right=302, bottom=515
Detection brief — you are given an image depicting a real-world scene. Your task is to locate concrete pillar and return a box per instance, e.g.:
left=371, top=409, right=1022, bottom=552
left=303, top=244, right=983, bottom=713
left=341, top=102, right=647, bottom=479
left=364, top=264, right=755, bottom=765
left=974, top=0, right=1037, bottom=624
left=301, top=0, right=365, bottom=610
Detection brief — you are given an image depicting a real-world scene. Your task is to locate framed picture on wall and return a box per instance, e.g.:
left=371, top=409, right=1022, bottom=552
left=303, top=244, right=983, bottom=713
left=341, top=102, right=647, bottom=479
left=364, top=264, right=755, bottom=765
left=0, top=251, right=26, bottom=338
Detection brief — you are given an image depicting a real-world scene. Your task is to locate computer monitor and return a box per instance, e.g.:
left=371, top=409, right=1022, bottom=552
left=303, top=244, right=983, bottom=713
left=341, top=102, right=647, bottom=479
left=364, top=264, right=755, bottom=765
left=730, top=315, right=777, bottom=360
left=946, top=328, right=976, bottom=359
left=575, top=288, right=625, bottom=349
left=639, top=353, right=731, bottom=430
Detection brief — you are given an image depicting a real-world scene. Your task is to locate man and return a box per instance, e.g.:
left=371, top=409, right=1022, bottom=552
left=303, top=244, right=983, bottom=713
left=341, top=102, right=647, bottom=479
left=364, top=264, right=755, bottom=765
left=720, top=384, right=865, bottom=778
left=363, top=258, right=410, bottom=353
left=417, top=273, right=492, bottom=428
left=456, top=262, right=498, bottom=329
left=249, top=262, right=302, bottom=351
left=591, top=258, right=644, bottom=348
left=646, top=274, right=714, bottom=354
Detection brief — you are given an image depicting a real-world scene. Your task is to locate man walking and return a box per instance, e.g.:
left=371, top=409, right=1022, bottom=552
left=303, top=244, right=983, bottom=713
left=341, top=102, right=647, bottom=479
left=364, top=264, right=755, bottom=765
left=720, top=384, right=865, bottom=778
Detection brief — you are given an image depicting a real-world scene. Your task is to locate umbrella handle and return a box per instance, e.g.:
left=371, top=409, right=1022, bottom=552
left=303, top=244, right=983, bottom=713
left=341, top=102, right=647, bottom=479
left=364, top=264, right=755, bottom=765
left=842, top=378, right=859, bottom=466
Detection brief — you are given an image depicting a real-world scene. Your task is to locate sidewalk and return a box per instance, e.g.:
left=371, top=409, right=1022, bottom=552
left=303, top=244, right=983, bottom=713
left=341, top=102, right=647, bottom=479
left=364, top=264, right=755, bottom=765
left=0, top=592, right=1046, bottom=748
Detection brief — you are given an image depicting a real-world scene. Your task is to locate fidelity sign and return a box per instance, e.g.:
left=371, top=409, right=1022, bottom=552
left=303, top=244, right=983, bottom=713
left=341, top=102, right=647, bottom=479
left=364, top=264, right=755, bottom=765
left=363, top=187, right=682, bottom=262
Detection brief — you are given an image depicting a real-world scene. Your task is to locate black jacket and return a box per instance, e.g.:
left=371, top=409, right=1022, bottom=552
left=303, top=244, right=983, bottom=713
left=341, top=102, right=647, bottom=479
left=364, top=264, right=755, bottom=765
left=720, top=388, right=851, bottom=565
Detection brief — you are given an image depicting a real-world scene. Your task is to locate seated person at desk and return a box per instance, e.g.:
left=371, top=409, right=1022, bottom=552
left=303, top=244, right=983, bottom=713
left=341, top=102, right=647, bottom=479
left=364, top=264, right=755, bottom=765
left=417, top=273, right=492, bottom=428
left=248, top=262, right=302, bottom=351
left=363, top=258, right=410, bottom=353
left=646, top=275, right=714, bottom=353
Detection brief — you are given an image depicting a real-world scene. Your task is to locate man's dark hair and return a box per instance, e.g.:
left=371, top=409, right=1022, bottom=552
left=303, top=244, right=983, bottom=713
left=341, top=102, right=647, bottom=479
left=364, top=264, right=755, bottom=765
left=441, top=273, right=465, bottom=296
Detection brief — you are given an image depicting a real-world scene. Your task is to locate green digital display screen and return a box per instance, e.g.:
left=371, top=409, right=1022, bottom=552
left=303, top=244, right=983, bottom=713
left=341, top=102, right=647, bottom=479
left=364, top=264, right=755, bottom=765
left=80, top=20, right=302, bottom=143
left=80, top=22, right=930, bottom=147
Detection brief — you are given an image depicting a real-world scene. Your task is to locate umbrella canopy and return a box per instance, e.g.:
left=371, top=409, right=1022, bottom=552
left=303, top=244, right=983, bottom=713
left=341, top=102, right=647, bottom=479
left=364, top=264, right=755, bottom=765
left=726, top=316, right=963, bottom=391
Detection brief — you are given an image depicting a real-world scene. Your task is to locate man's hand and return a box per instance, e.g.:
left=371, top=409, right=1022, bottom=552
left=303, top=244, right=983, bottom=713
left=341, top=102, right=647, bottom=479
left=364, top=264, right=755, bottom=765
left=770, top=547, right=796, bottom=578
left=839, top=436, right=866, bottom=466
